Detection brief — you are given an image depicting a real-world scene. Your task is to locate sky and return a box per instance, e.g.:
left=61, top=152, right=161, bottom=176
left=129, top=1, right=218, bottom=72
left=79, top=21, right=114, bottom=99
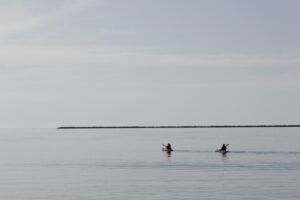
left=1, top=0, right=300, bottom=128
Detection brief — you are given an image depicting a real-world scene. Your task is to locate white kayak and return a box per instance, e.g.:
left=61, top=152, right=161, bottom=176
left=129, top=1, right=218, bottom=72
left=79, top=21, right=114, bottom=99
left=215, top=149, right=230, bottom=153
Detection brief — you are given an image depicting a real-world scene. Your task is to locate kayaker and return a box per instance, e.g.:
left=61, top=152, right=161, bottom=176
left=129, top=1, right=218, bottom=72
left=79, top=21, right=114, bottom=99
left=166, top=143, right=173, bottom=151
left=220, top=144, right=227, bottom=151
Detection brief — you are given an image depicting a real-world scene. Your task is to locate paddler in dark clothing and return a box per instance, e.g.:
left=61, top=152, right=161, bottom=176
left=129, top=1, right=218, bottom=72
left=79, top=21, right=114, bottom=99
left=220, top=144, right=228, bottom=151
left=166, top=143, right=173, bottom=151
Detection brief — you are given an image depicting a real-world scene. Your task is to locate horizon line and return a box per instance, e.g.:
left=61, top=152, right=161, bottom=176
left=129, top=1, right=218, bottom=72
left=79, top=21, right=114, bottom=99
left=57, top=125, right=300, bottom=129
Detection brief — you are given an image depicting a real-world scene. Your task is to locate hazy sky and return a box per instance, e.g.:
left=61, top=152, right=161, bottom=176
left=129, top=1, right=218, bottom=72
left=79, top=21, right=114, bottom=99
left=1, top=0, right=300, bottom=128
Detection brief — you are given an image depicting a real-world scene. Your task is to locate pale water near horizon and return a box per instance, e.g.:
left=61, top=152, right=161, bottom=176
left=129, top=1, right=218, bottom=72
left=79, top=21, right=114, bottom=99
left=0, top=128, right=299, bottom=199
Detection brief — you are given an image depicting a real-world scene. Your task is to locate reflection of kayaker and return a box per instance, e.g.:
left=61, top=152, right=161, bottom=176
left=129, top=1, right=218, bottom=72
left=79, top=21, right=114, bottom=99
left=162, top=143, right=173, bottom=151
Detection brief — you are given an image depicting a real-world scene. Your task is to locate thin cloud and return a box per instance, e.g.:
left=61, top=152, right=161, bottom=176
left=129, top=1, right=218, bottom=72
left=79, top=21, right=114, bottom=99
left=0, top=44, right=299, bottom=68
left=96, top=27, right=135, bottom=37
left=0, top=0, right=96, bottom=38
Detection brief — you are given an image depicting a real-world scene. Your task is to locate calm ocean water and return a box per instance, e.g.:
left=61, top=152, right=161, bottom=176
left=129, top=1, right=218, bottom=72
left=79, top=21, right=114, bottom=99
left=0, top=128, right=299, bottom=200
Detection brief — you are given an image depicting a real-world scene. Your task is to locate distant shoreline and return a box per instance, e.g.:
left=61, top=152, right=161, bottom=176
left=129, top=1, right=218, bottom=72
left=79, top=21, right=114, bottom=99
left=57, top=125, right=300, bottom=129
